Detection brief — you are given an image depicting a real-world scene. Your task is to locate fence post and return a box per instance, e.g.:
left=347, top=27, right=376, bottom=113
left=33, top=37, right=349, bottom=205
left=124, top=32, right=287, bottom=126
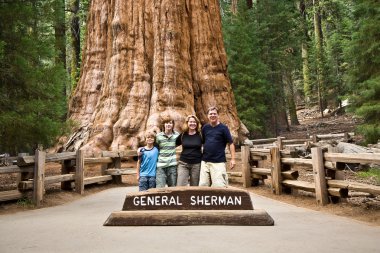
left=311, top=147, right=329, bottom=205
left=75, top=149, right=84, bottom=194
left=113, top=156, right=122, bottom=184
left=33, top=150, right=45, bottom=207
left=241, top=145, right=251, bottom=188
left=270, top=147, right=282, bottom=195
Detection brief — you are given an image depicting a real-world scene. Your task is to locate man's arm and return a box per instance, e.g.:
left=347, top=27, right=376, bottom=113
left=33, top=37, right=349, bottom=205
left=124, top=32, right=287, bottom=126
left=228, top=142, right=236, bottom=170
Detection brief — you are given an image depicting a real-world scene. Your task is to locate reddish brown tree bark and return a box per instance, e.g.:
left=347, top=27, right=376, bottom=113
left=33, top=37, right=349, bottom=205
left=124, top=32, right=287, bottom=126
left=62, top=0, right=247, bottom=153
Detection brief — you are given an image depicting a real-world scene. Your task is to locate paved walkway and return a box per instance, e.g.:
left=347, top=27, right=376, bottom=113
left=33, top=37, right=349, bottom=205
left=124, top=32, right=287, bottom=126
left=0, top=187, right=379, bottom=253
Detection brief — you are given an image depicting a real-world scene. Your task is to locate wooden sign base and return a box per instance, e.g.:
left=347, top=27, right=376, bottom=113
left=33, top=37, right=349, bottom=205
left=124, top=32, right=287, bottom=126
left=104, top=187, right=274, bottom=226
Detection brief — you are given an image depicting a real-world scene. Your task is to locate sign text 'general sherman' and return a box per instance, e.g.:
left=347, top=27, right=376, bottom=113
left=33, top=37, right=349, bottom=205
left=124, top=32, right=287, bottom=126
left=132, top=195, right=242, bottom=207
left=123, top=187, right=253, bottom=211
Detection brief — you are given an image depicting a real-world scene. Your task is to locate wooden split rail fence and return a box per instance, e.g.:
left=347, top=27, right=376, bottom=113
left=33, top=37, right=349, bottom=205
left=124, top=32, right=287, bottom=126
left=228, top=133, right=380, bottom=205
left=0, top=150, right=137, bottom=206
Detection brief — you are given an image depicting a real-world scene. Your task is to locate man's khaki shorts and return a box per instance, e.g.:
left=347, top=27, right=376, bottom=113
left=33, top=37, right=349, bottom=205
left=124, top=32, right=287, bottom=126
left=199, top=161, right=228, bottom=187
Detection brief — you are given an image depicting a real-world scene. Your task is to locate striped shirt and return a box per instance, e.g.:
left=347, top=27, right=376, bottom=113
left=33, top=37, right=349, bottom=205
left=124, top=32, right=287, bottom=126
left=156, top=131, right=180, bottom=169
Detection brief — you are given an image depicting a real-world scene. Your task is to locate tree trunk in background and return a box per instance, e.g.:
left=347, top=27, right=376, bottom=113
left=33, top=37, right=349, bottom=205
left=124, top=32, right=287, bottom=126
left=283, top=71, right=299, bottom=126
left=299, top=0, right=311, bottom=106
left=54, top=0, right=67, bottom=96
left=62, top=0, right=247, bottom=153
left=313, top=0, right=326, bottom=117
left=246, top=0, right=253, bottom=9
left=54, top=0, right=66, bottom=68
left=69, top=0, right=81, bottom=92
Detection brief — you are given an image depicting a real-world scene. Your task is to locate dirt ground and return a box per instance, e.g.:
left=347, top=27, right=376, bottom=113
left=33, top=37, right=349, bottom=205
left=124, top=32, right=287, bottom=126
left=1, top=108, right=379, bottom=226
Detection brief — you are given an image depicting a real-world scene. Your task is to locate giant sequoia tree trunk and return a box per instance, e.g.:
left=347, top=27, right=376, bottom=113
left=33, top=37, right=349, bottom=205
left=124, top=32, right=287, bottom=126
left=62, top=0, right=247, bottom=153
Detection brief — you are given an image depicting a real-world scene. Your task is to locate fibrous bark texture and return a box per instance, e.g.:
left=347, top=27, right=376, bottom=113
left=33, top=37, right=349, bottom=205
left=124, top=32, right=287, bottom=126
left=63, top=0, right=247, bottom=153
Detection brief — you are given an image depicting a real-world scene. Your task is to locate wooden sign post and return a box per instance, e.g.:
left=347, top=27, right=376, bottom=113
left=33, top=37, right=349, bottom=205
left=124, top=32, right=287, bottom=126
left=104, top=187, right=274, bottom=226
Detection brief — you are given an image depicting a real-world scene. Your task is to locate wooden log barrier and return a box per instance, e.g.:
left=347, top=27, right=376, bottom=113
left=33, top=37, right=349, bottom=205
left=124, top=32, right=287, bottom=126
left=104, top=187, right=274, bottom=226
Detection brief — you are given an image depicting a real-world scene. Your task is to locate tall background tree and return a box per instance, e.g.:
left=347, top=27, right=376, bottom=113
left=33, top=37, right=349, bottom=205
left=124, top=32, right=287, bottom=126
left=221, top=0, right=302, bottom=136
left=0, top=0, right=67, bottom=154
left=61, top=0, right=247, bottom=153
left=346, top=0, right=380, bottom=144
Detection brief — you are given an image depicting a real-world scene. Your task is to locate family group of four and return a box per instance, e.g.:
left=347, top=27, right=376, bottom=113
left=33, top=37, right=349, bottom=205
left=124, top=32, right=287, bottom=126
left=136, top=106, right=236, bottom=191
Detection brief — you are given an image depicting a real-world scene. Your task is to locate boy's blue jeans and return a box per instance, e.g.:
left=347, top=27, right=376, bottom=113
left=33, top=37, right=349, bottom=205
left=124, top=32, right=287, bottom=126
left=139, top=176, right=156, bottom=191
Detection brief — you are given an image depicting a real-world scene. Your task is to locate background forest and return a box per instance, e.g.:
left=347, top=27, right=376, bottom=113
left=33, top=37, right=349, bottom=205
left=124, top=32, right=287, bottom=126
left=0, top=0, right=379, bottom=154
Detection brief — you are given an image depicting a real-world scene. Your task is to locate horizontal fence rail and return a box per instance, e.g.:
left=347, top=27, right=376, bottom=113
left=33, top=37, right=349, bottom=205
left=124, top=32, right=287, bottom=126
left=227, top=132, right=379, bottom=206
left=0, top=149, right=138, bottom=205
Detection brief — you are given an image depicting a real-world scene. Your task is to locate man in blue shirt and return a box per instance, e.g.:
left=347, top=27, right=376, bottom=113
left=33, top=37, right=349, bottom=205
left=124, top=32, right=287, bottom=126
left=199, top=106, right=236, bottom=187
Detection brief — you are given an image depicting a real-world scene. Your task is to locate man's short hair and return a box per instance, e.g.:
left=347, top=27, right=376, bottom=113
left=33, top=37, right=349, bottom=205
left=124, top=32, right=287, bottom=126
left=207, top=106, right=219, bottom=114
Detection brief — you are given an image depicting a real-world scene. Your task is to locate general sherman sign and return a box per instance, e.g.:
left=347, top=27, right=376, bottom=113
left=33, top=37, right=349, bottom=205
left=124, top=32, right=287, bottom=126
left=104, top=186, right=275, bottom=226
left=122, top=187, right=253, bottom=211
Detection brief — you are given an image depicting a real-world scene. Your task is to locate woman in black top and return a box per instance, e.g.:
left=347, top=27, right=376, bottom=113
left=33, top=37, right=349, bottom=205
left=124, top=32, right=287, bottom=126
left=176, top=115, right=202, bottom=186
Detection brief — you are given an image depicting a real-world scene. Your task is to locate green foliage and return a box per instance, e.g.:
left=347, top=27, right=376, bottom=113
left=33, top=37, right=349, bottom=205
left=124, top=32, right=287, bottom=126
left=321, top=0, right=354, bottom=106
left=17, top=197, right=34, bottom=208
left=221, top=0, right=302, bottom=136
left=357, top=168, right=380, bottom=185
left=0, top=1, right=68, bottom=154
left=221, top=3, right=270, bottom=136
left=347, top=0, right=380, bottom=144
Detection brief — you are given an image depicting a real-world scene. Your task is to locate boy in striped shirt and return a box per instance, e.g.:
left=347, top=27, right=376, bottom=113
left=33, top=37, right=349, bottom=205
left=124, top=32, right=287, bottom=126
left=155, top=116, right=180, bottom=188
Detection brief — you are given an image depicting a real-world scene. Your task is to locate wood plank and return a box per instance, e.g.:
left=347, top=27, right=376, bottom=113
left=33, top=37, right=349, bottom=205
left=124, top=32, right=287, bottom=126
left=0, top=165, right=33, bottom=174
left=0, top=190, right=24, bottom=202
left=281, top=158, right=312, bottom=166
left=17, top=156, right=35, bottom=167
left=250, top=148, right=270, bottom=155
left=84, top=157, right=113, bottom=164
left=46, top=174, right=75, bottom=184
left=229, top=177, right=243, bottom=184
left=18, top=174, right=75, bottom=190
left=102, top=150, right=137, bottom=158
left=241, top=146, right=251, bottom=188
left=251, top=168, right=271, bottom=176
left=75, top=149, right=84, bottom=194
left=270, top=147, right=282, bottom=195
left=84, top=175, right=112, bottom=185
left=282, top=180, right=315, bottom=192
left=33, top=150, right=45, bottom=207
left=327, top=180, right=380, bottom=195
left=227, top=171, right=242, bottom=177
left=17, top=152, right=76, bottom=166
left=104, top=209, right=274, bottom=226
left=249, top=137, right=284, bottom=144
left=281, top=170, right=299, bottom=180
left=282, top=138, right=311, bottom=144
left=19, top=174, right=113, bottom=189
left=312, top=147, right=329, bottom=205
left=106, top=168, right=136, bottom=175
left=324, top=153, right=380, bottom=164
left=45, top=152, right=76, bottom=162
